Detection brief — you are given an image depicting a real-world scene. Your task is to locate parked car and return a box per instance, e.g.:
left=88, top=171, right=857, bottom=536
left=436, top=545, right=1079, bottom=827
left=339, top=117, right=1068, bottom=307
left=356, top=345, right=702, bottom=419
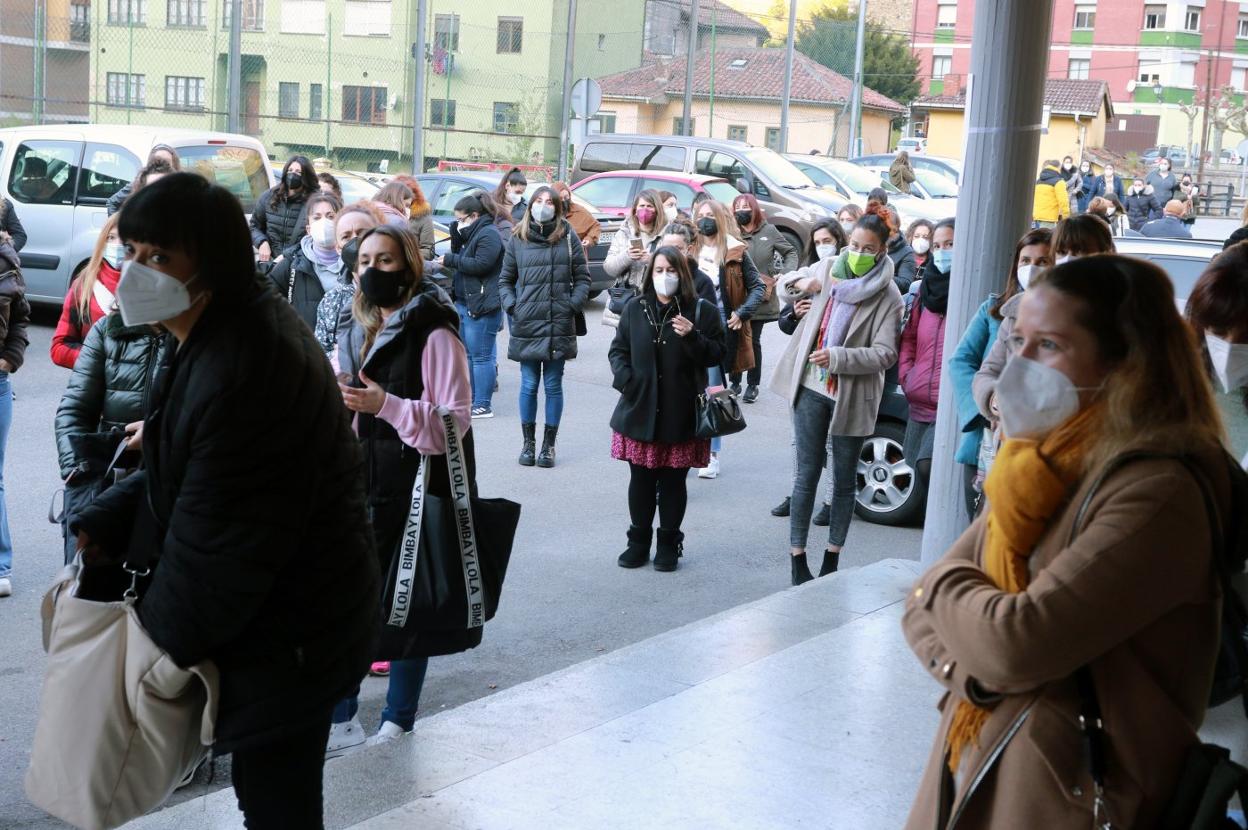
left=571, top=133, right=845, bottom=230
left=0, top=124, right=274, bottom=304
left=855, top=163, right=960, bottom=223
left=787, top=154, right=950, bottom=227
left=416, top=170, right=621, bottom=296
left=571, top=170, right=814, bottom=255
left=896, top=137, right=927, bottom=154
left=852, top=153, right=962, bottom=184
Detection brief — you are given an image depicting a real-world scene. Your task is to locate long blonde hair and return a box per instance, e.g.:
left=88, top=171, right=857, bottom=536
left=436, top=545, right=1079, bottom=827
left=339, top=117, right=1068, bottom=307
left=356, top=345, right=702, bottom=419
left=351, top=224, right=425, bottom=362
left=76, top=214, right=121, bottom=321
left=691, top=200, right=741, bottom=266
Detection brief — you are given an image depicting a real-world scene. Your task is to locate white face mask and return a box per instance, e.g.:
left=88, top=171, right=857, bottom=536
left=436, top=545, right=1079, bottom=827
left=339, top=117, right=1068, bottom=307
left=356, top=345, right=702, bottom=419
left=507, top=191, right=523, bottom=205
left=102, top=241, right=125, bottom=270
left=1206, top=333, right=1248, bottom=394
left=1015, top=263, right=1036, bottom=290
left=995, top=356, right=1092, bottom=440
left=911, top=237, right=930, bottom=254
left=653, top=269, right=680, bottom=298
left=531, top=202, right=555, bottom=223
left=815, top=243, right=838, bottom=262
left=664, top=205, right=678, bottom=223
left=1054, top=254, right=1074, bottom=266
left=455, top=215, right=476, bottom=232
left=1106, top=206, right=1116, bottom=216
left=309, top=217, right=336, bottom=248
left=839, top=220, right=855, bottom=234
left=116, top=259, right=198, bottom=327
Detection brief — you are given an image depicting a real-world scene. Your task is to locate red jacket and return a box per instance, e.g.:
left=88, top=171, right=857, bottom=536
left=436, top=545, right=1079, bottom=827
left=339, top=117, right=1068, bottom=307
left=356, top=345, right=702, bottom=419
left=51, top=264, right=120, bottom=369
left=898, top=300, right=946, bottom=423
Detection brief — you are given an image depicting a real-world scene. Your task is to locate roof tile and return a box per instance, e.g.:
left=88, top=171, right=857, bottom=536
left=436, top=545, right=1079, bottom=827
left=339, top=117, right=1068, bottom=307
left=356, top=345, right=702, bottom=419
left=915, top=78, right=1113, bottom=118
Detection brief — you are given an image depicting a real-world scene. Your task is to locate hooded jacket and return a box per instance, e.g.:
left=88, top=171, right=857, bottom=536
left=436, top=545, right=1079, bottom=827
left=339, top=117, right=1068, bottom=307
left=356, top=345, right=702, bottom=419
left=0, top=246, right=30, bottom=372
left=498, top=219, right=592, bottom=362
left=1031, top=166, right=1070, bottom=223
left=1124, top=186, right=1162, bottom=231
left=887, top=234, right=918, bottom=296
left=899, top=290, right=947, bottom=422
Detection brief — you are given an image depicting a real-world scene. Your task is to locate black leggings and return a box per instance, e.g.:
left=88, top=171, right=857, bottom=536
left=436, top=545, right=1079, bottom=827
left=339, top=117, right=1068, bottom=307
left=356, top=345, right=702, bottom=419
left=232, top=712, right=333, bottom=829
left=628, top=463, right=689, bottom=530
left=729, top=319, right=768, bottom=386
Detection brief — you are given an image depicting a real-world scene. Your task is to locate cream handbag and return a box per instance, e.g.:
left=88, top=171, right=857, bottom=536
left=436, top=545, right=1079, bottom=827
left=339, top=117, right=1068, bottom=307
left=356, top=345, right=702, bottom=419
left=25, top=556, right=219, bottom=830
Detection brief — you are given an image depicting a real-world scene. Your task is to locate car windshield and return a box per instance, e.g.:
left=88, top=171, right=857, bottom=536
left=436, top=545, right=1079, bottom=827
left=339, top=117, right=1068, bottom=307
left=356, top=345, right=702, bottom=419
left=704, top=180, right=743, bottom=204
left=913, top=169, right=958, bottom=198
left=177, top=144, right=270, bottom=204
left=337, top=175, right=379, bottom=204
left=827, top=160, right=899, bottom=195
left=741, top=148, right=813, bottom=189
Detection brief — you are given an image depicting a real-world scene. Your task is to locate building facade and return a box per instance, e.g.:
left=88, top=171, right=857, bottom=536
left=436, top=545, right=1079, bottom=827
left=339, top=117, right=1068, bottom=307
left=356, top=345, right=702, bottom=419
left=646, top=0, right=769, bottom=56
left=0, top=0, right=91, bottom=125
left=910, top=0, right=1248, bottom=161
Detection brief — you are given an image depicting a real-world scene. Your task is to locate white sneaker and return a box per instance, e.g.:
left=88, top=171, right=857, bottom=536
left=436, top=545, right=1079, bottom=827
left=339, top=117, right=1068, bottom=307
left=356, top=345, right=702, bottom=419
left=697, top=455, right=720, bottom=479
left=325, top=716, right=366, bottom=759
left=0, top=577, right=10, bottom=597
left=365, top=720, right=409, bottom=747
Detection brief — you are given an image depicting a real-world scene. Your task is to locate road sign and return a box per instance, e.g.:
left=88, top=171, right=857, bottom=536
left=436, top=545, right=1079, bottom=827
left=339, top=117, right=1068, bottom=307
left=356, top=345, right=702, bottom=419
left=570, top=78, right=602, bottom=119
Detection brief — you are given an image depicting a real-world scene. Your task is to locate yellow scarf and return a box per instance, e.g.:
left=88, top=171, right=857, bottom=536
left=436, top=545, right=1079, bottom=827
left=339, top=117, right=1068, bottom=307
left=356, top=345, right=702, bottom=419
left=945, top=402, right=1103, bottom=773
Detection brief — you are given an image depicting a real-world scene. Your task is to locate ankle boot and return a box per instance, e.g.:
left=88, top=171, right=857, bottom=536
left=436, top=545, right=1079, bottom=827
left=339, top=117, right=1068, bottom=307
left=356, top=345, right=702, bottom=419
left=617, top=525, right=652, bottom=569
left=654, top=528, right=684, bottom=572
left=819, top=549, right=840, bottom=577
left=518, top=423, right=536, bottom=466
left=536, top=425, right=558, bottom=468
left=790, top=553, right=815, bottom=586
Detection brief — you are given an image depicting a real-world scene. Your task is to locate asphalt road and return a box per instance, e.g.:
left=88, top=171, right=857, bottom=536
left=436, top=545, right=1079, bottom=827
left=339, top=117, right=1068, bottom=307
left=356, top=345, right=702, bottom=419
left=0, top=298, right=923, bottom=828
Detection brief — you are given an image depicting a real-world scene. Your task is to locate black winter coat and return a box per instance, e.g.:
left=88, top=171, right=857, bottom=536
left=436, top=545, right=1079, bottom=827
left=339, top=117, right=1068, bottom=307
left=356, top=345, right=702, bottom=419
left=609, top=295, right=725, bottom=445
left=499, top=221, right=592, bottom=362
left=0, top=267, right=30, bottom=371
left=249, top=186, right=310, bottom=254
left=71, top=278, right=379, bottom=754
left=267, top=240, right=341, bottom=330
left=336, top=283, right=481, bottom=659
left=446, top=214, right=504, bottom=318
left=1125, top=190, right=1162, bottom=231
left=0, top=197, right=26, bottom=250
left=887, top=235, right=917, bottom=295
left=54, top=314, right=164, bottom=478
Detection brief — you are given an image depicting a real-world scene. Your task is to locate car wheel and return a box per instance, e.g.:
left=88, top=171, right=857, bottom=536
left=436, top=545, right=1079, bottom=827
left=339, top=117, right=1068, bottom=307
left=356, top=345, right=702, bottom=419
left=854, top=420, right=926, bottom=527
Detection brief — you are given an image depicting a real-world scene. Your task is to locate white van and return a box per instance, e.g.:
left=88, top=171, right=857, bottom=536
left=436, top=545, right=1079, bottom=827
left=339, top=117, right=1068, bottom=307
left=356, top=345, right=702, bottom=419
left=0, top=125, right=274, bottom=304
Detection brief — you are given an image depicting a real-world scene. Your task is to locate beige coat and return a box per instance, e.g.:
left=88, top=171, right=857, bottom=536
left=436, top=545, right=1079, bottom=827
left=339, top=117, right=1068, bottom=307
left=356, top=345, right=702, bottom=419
left=770, top=253, right=902, bottom=437
left=901, top=446, right=1229, bottom=830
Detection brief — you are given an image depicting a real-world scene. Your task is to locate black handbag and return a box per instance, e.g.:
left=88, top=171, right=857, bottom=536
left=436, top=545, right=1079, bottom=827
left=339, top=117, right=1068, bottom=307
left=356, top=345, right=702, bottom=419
left=50, top=429, right=139, bottom=565
left=380, top=409, right=521, bottom=651
left=607, top=277, right=635, bottom=316
left=695, top=388, right=747, bottom=439
left=567, top=234, right=587, bottom=336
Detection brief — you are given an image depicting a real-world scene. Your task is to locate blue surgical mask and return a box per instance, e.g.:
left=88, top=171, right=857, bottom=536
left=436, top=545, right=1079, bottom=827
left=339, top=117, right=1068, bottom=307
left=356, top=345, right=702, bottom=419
left=931, top=248, right=953, bottom=274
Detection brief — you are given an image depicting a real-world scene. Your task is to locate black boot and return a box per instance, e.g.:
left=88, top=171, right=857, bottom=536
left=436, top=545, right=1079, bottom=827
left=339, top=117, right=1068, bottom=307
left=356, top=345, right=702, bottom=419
left=518, top=423, right=536, bottom=466
left=654, top=528, right=684, bottom=572
left=771, top=496, right=791, bottom=517
left=743, top=385, right=759, bottom=403
left=790, top=553, right=815, bottom=586
left=812, top=503, right=830, bottom=526
left=729, top=381, right=742, bottom=396
left=536, top=425, right=558, bottom=468
left=617, top=525, right=652, bottom=569
left=819, top=549, right=840, bottom=577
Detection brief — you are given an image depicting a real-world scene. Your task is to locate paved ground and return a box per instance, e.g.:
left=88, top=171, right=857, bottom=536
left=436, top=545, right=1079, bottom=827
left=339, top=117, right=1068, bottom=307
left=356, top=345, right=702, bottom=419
left=0, top=298, right=925, bottom=828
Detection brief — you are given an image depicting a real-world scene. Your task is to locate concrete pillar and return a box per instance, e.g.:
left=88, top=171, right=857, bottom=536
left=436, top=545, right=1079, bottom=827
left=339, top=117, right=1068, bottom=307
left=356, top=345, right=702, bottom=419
left=919, top=0, right=1056, bottom=565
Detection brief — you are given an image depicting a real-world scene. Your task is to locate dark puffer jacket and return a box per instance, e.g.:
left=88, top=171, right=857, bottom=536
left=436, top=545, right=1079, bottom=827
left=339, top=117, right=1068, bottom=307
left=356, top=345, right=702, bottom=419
left=54, top=313, right=164, bottom=478
left=499, top=221, right=591, bottom=362
left=249, top=186, right=310, bottom=254
left=886, top=234, right=917, bottom=296
left=71, top=277, right=379, bottom=754
left=446, top=214, right=504, bottom=318
left=0, top=256, right=30, bottom=371
left=1125, top=188, right=1162, bottom=231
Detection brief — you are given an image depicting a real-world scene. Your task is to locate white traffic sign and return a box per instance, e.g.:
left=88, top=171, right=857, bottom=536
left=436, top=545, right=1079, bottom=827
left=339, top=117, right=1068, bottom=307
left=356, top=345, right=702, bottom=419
left=570, top=78, right=602, bottom=119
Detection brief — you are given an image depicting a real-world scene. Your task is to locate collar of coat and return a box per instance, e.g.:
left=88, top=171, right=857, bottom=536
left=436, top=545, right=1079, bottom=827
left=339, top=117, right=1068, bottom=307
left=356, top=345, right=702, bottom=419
left=104, top=310, right=162, bottom=340
left=339, top=280, right=459, bottom=375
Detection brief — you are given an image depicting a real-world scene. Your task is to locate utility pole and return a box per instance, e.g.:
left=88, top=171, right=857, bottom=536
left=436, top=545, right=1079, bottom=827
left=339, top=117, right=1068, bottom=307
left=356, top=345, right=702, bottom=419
left=411, top=0, right=427, bottom=173
left=682, top=0, right=700, bottom=136
left=708, top=2, right=717, bottom=135
left=227, top=0, right=242, bottom=133
left=558, top=0, right=578, bottom=181
left=779, top=0, right=797, bottom=153
left=847, top=0, right=867, bottom=157
left=33, top=0, right=45, bottom=123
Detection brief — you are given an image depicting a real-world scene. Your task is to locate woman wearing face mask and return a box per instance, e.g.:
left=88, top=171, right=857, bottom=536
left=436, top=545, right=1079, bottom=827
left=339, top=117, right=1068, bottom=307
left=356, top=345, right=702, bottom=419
left=70, top=174, right=378, bottom=825
left=1124, top=177, right=1161, bottom=232
left=602, top=189, right=666, bottom=328
left=1088, top=162, right=1125, bottom=206
left=837, top=204, right=863, bottom=238
left=439, top=193, right=505, bottom=419
left=659, top=220, right=719, bottom=307
left=902, top=256, right=1231, bottom=830
left=390, top=175, right=436, bottom=260
left=51, top=216, right=125, bottom=368
left=493, top=167, right=529, bottom=223
left=1086, top=196, right=1127, bottom=236
left=268, top=192, right=345, bottom=330
left=691, top=199, right=765, bottom=479
left=973, top=215, right=1114, bottom=425
left=499, top=186, right=591, bottom=468
left=884, top=205, right=917, bottom=295
left=553, top=182, right=601, bottom=260
left=1074, top=159, right=1095, bottom=212
left=947, top=228, right=1051, bottom=519
left=1060, top=156, right=1082, bottom=217
left=729, top=193, right=798, bottom=403
left=1187, top=243, right=1248, bottom=461
left=314, top=202, right=382, bottom=354
left=106, top=143, right=180, bottom=217
left=659, top=191, right=682, bottom=223
left=1146, top=157, right=1179, bottom=205
left=899, top=218, right=954, bottom=495
left=251, top=154, right=317, bottom=266
left=773, top=205, right=903, bottom=585
left=1178, top=174, right=1199, bottom=224
left=610, top=248, right=725, bottom=572
left=327, top=223, right=474, bottom=757
left=374, top=181, right=415, bottom=229
left=906, top=219, right=934, bottom=272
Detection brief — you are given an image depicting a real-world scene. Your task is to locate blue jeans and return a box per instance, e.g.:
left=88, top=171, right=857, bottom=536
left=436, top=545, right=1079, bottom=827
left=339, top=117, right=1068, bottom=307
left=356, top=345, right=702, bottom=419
left=519, top=359, right=565, bottom=426
left=332, top=656, right=430, bottom=732
left=456, top=304, right=502, bottom=409
left=789, top=388, right=865, bottom=550
left=0, top=375, right=11, bottom=577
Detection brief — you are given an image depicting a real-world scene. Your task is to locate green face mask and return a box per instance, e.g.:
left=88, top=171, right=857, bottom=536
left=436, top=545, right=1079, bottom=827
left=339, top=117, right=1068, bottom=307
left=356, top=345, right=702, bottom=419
left=846, top=250, right=877, bottom=277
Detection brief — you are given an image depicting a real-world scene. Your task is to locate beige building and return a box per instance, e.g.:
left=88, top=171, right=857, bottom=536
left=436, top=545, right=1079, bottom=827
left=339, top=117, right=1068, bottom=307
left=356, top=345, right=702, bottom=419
left=0, top=0, right=90, bottom=124
left=597, top=47, right=904, bottom=156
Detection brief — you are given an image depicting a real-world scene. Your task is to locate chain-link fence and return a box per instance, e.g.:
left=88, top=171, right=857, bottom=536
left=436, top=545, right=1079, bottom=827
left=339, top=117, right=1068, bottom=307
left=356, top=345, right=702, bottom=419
left=1, top=0, right=647, bottom=176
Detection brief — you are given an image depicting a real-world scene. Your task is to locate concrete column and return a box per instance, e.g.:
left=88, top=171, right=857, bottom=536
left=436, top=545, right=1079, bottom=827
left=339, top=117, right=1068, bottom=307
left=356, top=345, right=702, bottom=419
left=919, top=0, right=1056, bottom=565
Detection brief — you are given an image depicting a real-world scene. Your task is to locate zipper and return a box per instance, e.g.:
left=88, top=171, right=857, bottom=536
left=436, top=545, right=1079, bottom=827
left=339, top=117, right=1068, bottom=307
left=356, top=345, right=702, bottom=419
left=945, top=700, right=1035, bottom=829
left=926, top=314, right=942, bottom=408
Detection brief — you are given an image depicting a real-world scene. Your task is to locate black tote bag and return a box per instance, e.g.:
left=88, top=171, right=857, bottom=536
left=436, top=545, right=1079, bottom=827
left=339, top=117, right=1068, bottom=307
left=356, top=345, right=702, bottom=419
left=380, top=410, right=520, bottom=647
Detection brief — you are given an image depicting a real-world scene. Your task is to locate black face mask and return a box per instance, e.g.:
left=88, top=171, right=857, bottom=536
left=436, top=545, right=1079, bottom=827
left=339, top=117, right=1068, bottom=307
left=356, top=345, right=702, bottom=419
left=341, top=237, right=361, bottom=275
left=697, top=217, right=719, bottom=237
left=734, top=210, right=753, bottom=228
left=287, top=172, right=304, bottom=189
left=358, top=266, right=406, bottom=307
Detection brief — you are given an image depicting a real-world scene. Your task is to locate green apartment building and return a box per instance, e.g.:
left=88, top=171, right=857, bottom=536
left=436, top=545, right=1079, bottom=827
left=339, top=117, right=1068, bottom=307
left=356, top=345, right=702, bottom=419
left=89, top=0, right=644, bottom=170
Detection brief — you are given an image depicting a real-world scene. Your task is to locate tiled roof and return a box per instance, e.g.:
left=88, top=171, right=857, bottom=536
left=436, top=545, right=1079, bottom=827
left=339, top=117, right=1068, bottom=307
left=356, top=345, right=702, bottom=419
left=915, top=78, right=1113, bottom=118
left=598, top=48, right=906, bottom=114
left=670, top=0, right=771, bottom=37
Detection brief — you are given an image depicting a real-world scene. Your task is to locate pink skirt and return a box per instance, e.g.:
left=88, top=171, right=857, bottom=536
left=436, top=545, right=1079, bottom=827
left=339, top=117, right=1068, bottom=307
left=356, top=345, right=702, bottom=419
left=611, top=432, right=711, bottom=470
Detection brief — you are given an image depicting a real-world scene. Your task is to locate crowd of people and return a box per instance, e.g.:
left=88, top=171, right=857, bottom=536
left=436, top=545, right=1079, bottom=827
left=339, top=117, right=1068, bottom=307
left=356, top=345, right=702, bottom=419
left=0, top=140, right=1243, bottom=827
